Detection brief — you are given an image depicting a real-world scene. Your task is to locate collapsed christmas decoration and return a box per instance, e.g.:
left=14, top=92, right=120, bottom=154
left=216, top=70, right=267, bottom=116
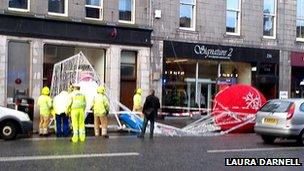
left=50, top=52, right=267, bottom=137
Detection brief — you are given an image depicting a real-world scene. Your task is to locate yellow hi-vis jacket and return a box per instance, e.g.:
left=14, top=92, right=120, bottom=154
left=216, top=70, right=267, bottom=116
left=133, top=93, right=142, bottom=111
left=37, top=95, right=53, bottom=116
left=53, top=91, right=70, bottom=115
left=92, top=94, right=109, bottom=117
left=69, top=90, right=86, bottom=110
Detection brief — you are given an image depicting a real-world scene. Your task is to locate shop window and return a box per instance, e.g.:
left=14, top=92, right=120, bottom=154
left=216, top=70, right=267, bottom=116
left=226, top=0, right=241, bottom=35
left=258, top=63, right=276, bottom=75
left=297, top=0, right=304, bottom=41
left=263, top=0, right=276, bottom=38
left=8, top=0, right=30, bottom=11
left=43, top=44, right=105, bottom=87
left=7, top=41, right=30, bottom=99
left=179, top=0, right=196, bottom=30
left=119, top=0, right=135, bottom=23
left=121, top=51, right=136, bottom=80
left=85, top=0, right=103, bottom=20
left=48, top=0, right=68, bottom=16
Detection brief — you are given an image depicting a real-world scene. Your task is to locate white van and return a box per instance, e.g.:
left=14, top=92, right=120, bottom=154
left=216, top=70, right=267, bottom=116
left=0, top=106, right=32, bottom=140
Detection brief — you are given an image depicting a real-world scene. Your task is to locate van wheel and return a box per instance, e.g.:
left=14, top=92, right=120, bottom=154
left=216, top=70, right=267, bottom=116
left=296, top=130, right=304, bottom=146
left=0, top=121, right=18, bottom=140
left=261, top=135, right=276, bottom=144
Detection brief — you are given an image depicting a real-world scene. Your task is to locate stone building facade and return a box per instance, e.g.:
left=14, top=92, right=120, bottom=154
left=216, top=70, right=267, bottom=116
left=0, top=0, right=152, bottom=116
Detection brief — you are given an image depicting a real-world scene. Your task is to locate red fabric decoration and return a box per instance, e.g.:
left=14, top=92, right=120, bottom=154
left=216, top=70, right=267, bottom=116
left=212, top=84, right=267, bottom=133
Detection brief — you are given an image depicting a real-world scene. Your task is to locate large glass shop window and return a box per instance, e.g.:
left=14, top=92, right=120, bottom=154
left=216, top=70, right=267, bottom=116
left=7, top=41, right=30, bottom=100
left=162, top=58, right=251, bottom=113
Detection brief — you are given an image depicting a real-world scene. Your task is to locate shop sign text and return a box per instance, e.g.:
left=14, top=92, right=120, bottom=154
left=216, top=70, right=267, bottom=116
left=194, top=45, right=233, bottom=60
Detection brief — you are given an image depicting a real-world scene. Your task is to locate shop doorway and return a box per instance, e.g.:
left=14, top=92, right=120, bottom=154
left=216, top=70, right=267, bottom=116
left=120, top=51, right=137, bottom=109
left=185, top=78, right=216, bottom=112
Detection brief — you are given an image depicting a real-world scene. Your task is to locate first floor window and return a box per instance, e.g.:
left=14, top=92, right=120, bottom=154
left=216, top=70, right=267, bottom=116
left=119, top=0, right=134, bottom=23
left=86, top=0, right=103, bottom=19
left=9, top=0, right=29, bottom=10
left=263, top=0, right=276, bottom=37
left=226, top=0, right=241, bottom=34
left=297, top=0, right=304, bottom=39
left=49, top=0, right=66, bottom=14
left=179, top=0, right=196, bottom=29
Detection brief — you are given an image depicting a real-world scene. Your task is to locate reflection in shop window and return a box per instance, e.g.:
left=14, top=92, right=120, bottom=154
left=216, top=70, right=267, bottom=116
left=119, top=0, right=135, bottom=23
left=263, top=0, right=276, bottom=38
left=86, top=0, right=103, bottom=19
left=9, top=0, right=29, bottom=11
left=48, top=0, right=67, bottom=15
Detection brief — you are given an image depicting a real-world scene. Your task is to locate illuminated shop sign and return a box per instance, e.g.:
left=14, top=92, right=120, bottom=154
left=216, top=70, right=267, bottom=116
left=194, top=45, right=233, bottom=60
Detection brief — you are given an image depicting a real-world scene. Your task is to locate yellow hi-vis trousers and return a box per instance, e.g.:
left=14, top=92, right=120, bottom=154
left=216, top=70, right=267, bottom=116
left=71, top=108, right=85, bottom=142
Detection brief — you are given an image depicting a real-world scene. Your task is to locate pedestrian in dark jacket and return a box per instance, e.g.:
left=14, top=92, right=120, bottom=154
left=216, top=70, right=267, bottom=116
left=138, top=90, right=160, bottom=139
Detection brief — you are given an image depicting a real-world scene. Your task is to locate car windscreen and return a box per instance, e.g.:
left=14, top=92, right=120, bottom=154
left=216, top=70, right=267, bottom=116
left=259, top=101, right=292, bottom=113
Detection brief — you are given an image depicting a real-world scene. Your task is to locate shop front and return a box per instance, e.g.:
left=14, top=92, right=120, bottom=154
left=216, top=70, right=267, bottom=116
left=290, top=52, right=304, bottom=98
left=0, top=14, right=152, bottom=111
left=162, top=41, right=279, bottom=113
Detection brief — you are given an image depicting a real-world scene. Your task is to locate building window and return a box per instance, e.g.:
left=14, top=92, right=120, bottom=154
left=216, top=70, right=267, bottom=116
left=119, top=0, right=135, bottom=23
left=297, top=0, right=304, bottom=40
left=179, top=0, right=196, bottom=30
left=121, top=51, right=136, bottom=79
left=226, top=0, right=241, bottom=35
left=85, top=0, right=103, bottom=20
left=8, top=0, right=30, bottom=11
left=48, top=0, right=68, bottom=15
left=7, top=41, right=30, bottom=99
left=263, top=0, right=276, bottom=38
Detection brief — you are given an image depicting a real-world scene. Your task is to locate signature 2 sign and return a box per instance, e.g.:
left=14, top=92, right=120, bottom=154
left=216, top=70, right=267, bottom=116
left=194, top=45, right=234, bottom=60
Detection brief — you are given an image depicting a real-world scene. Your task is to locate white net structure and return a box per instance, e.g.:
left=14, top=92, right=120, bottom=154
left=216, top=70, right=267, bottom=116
left=51, top=52, right=102, bottom=97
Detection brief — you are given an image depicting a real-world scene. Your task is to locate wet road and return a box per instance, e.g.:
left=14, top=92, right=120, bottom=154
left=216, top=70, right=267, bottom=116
left=0, top=133, right=303, bottom=171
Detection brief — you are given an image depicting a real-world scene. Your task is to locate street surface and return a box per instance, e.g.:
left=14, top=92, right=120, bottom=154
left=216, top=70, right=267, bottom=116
left=0, top=132, right=303, bottom=171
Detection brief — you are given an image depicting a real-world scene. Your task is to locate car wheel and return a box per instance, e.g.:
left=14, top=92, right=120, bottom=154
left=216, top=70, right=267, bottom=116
left=261, top=135, right=276, bottom=144
left=0, top=121, right=18, bottom=140
left=296, top=130, right=304, bottom=146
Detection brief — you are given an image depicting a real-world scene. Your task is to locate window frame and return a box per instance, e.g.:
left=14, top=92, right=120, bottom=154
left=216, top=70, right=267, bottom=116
left=8, top=0, right=30, bottom=12
left=48, top=0, right=68, bottom=17
left=263, top=0, right=277, bottom=39
left=118, top=0, right=135, bottom=24
left=226, top=0, right=241, bottom=35
left=85, top=0, right=103, bottom=20
left=296, top=0, right=304, bottom=42
left=179, top=0, right=196, bottom=31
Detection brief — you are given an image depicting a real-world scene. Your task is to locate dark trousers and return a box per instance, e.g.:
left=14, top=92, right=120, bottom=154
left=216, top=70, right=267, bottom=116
left=140, top=116, right=155, bottom=138
left=55, top=113, right=69, bottom=137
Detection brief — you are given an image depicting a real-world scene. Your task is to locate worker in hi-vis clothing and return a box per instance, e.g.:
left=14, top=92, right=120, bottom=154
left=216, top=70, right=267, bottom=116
left=53, top=91, right=70, bottom=137
left=68, top=84, right=86, bottom=142
left=133, top=88, right=143, bottom=118
left=37, top=86, right=53, bottom=136
left=92, top=86, right=110, bottom=138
